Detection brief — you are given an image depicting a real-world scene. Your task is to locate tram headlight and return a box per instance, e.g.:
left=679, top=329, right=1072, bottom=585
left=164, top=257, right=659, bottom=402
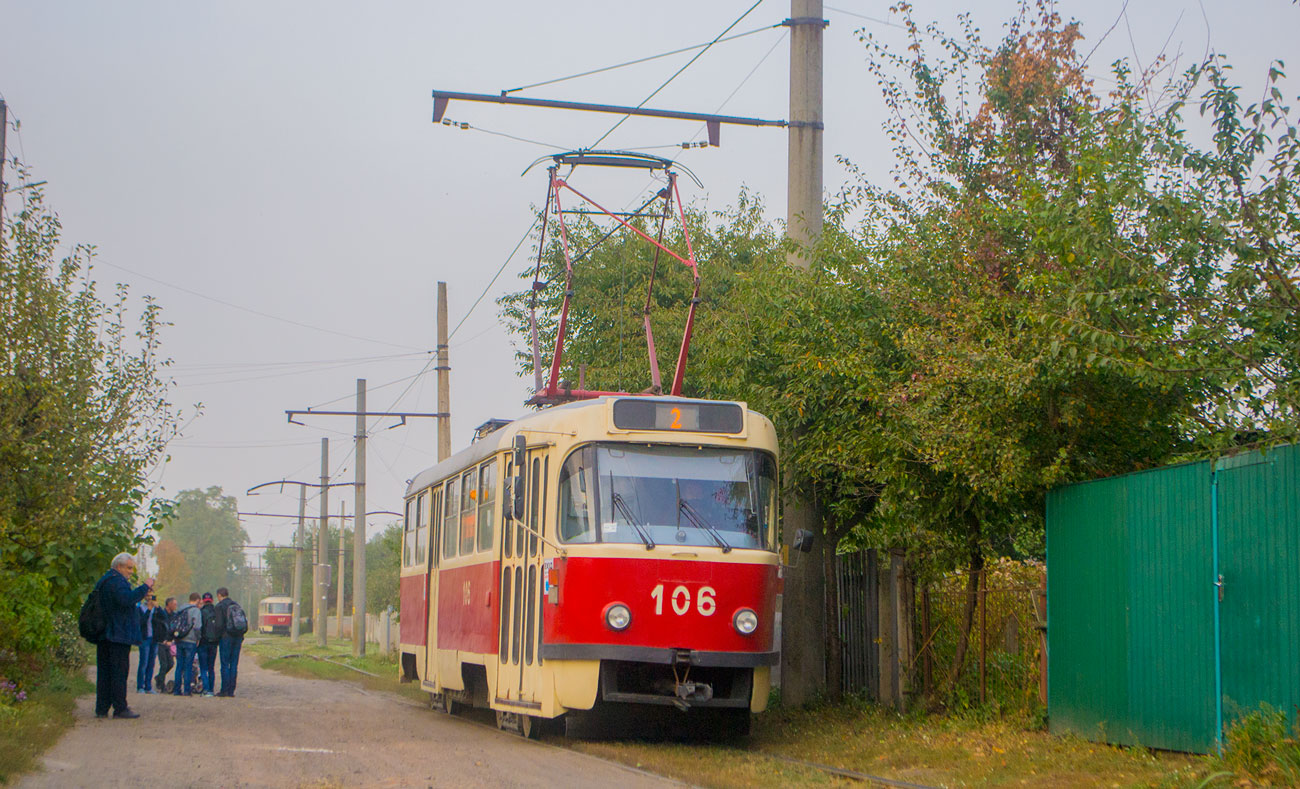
left=733, top=608, right=759, bottom=636
left=604, top=603, right=632, bottom=632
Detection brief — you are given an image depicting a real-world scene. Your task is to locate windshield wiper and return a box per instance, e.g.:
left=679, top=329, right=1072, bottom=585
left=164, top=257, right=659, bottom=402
left=610, top=490, right=655, bottom=550
left=678, top=500, right=732, bottom=553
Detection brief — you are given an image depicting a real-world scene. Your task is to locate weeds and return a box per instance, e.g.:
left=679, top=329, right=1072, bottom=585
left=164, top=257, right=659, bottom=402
left=1209, top=704, right=1300, bottom=787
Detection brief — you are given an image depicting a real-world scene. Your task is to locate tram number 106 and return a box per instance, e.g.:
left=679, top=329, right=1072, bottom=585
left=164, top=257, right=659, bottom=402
left=650, top=583, right=716, bottom=616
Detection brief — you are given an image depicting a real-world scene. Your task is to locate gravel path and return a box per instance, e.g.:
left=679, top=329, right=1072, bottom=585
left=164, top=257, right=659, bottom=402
left=17, top=646, right=688, bottom=789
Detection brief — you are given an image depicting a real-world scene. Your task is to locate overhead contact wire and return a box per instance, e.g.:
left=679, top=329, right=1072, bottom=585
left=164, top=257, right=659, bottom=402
left=588, top=0, right=768, bottom=149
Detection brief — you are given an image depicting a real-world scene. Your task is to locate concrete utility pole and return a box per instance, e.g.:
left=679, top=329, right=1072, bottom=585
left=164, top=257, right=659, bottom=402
left=352, top=378, right=367, bottom=656
left=317, top=438, right=329, bottom=648
left=437, top=282, right=451, bottom=462
left=291, top=485, right=306, bottom=643
left=787, top=0, right=825, bottom=264
left=780, top=0, right=829, bottom=708
left=0, top=100, right=7, bottom=219
left=336, top=501, right=346, bottom=638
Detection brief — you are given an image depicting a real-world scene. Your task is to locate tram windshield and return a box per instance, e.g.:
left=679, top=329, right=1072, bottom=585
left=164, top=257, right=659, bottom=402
left=263, top=602, right=291, bottom=614
left=558, top=444, right=777, bottom=550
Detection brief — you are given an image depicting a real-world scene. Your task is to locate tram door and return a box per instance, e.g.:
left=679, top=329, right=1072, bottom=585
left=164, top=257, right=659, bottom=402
left=497, top=448, right=547, bottom=708
left=424, top=486, right=442, bottom=685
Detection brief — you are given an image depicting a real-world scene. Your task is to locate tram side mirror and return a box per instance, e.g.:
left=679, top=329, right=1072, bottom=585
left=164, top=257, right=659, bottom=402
left=793, top=529, right=815, bottom=553
left=512, top=473, right=526, bottom=521
left=512, top=434, right=526, bottom=468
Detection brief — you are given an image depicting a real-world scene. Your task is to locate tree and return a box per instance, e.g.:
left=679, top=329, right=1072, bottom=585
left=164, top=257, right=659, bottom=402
left=164, top=487, right=248, bottom=596
left=365, top=522, right=401, bottom=614
left=0, top=180, right=179, bottom=612
left=153, top=538, right=192, bottom=603
left=499, top=192, right=781, bottom=396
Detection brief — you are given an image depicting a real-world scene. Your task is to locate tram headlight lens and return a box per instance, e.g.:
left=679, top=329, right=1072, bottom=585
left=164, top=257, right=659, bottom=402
left=733, top=608, right=758, bottom=636
left=605, top=603, right=632, bottom=632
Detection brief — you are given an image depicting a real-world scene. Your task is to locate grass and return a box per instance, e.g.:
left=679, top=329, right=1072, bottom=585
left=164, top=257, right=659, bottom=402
left=0, top=666, right=93, bottom=785
left=246, top=638, right=1296, bottom=787
left=244, top=634, right=429, bottom=705
left=573, top=699, right=1220, bottom=788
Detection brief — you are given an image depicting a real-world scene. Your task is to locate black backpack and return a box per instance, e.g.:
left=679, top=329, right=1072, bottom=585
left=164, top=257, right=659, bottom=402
left=78, top=579, right=107, bottom=644
left=200, top=605, right=221, bottom=642
left=170, top=607, right=194, bottom=641
left=224, top=602, right=248, bottom=636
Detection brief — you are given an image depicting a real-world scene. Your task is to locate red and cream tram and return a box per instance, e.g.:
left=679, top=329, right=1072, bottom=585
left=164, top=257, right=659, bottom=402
left=398, top=396, right=789, bottom=737
left=258, top=595, right=293, bottom=634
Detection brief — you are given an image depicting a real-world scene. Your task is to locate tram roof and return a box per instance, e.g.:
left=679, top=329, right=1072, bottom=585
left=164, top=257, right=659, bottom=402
left=402, top=396, right=750, bottom=497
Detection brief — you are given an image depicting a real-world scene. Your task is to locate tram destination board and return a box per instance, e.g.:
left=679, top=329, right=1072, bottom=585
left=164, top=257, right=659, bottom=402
left=612, top=399, right=743, bottom=434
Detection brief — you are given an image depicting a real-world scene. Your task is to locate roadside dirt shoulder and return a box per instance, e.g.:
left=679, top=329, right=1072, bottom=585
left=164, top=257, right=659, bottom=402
left=17, top=648, right=687, bottom=789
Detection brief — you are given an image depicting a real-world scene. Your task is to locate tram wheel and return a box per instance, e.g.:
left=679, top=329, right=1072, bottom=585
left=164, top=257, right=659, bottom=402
left=442, top=692, right=460, bottom=716
left=519, top=713, right=540, bottom=740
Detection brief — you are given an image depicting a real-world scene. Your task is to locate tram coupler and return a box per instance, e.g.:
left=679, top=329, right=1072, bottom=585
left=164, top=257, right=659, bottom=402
left=673, top=680, right=714, bottom=710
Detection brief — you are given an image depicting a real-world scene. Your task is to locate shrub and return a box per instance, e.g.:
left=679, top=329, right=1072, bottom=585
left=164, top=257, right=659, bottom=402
left=49, top=612, right=87, bottom=671
left=0, top=572, right=55, bottom=684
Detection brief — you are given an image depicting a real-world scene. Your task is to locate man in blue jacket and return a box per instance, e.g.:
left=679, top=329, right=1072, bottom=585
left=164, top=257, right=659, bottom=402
left=94, top=552, right=155, bottom=719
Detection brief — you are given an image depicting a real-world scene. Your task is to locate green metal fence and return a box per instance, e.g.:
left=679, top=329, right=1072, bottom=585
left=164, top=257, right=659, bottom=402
left=1046, top=444, right=1299, bottom=753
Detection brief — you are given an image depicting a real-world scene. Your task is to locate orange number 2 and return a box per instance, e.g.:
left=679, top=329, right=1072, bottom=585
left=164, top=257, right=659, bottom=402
left=670, top=408, right=682, bottom=429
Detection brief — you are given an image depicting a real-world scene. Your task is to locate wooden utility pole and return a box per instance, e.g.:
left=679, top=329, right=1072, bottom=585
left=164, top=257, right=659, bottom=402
left=780, top=0, right=829, bottom=707
left=336, top=500, right=346, bottom=638
left=291, top=485, right=305, bottom=643
left=352, top=378, right=368, bottom=655
left=437, top=282, right=451, bottom=462
left=317, top=438, right=329, bottom=648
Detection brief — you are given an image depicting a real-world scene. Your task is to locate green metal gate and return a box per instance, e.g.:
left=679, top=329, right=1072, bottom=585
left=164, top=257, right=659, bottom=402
left=1047, top=444, right=1300, bottom=753
left=1215, top=448, right=1300, bottom=737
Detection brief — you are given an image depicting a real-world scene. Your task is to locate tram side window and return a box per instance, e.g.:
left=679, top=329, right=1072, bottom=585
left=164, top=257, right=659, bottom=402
left=478, top=460, right=497, bottom=552
left=460, top=467, right=478, bottom=556
left=558, top=449, right=596, bottom=543
left=414, top=491, right=427, bottom=566
left=403, top=498, right=415, bottom=566
left=430, top=487, right=443, bottom=567
left=443, top=476, right=460, bottom=560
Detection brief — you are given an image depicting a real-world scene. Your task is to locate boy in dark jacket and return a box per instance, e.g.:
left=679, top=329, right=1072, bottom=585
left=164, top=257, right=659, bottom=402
left=154, top=597, right=176, bottom=692
left=93, top=553, right=155, bottom=719
left=197, top=592, right=220, bottom=697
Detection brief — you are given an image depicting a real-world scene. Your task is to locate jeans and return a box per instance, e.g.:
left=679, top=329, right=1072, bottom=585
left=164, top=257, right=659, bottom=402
left=135, top=640, right=158, bottom=691
left=198, top=642, right=218, bottom=693
left=173, top=641, right=197, bottom=695
left=218, top=635, right=243, bottom=695
left=94, top=641, right=131, bottom=716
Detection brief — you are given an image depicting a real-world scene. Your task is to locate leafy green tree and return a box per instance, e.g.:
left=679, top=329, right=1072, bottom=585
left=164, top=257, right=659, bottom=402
left=165, top=487, right=248, bottom=597
left=0, top=181, right=179, bottom=612
left=365, top=522, right=401, bottom=614
left=499, top=193, right=780, bottom=396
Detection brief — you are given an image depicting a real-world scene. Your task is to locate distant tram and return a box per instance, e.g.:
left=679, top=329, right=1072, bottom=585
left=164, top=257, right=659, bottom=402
left=258, top=595, right=293, bottom=634
left=398, top=396, right=797, bottom=738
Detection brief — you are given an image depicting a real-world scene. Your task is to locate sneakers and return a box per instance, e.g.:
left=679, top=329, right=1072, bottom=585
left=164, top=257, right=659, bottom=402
left=201, top=691, right=215, bottom=697
left=114, top=709, right=141, bottom=719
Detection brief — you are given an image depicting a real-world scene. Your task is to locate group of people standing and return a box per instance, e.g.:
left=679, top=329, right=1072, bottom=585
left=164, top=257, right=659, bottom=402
left=135, top=589, right=245, bottom=698
left=92, top=553, right=247, bottom=720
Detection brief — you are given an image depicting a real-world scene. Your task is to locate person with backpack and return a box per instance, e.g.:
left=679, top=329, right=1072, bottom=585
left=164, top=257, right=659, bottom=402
left=88, top=553, right=155, bottom=719
left=170, top=593, right=202, bottom=696
left=154, top=597, right=177, bottom=692
left=197, top=592, right=221, bottom=697
left=213, top=587, right=247, bottom=697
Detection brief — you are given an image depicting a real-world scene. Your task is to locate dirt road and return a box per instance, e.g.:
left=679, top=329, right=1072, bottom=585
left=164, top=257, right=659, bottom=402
left=17, top=647, right=688, bottom=789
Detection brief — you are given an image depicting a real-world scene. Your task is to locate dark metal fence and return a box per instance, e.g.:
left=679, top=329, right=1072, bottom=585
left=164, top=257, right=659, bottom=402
left=835, top=549, right=880, bottom=696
